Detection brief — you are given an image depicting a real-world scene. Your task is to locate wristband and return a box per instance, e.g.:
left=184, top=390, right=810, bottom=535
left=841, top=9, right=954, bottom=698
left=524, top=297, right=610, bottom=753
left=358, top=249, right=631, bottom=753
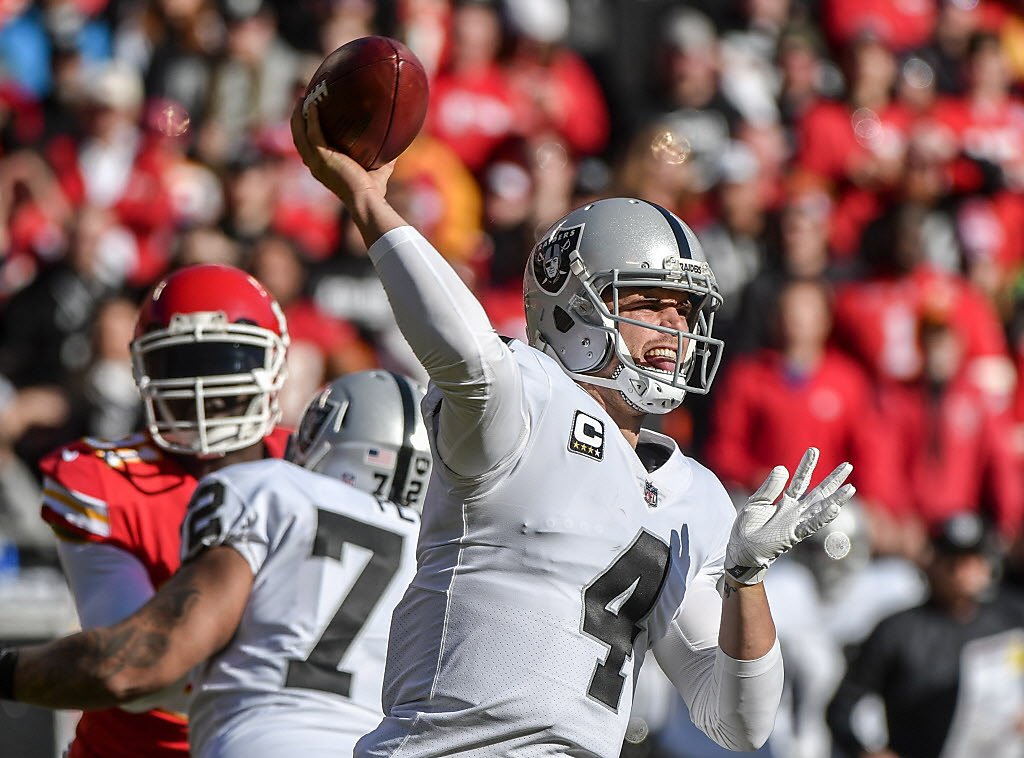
left=724, top=562, right=767, bottom=586
left=0, top=647, right=18, bottom=700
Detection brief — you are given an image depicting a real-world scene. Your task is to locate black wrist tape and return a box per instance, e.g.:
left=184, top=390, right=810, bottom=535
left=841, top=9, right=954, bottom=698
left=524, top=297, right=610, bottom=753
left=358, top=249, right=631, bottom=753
left=0, top=647, right=18, bottom=700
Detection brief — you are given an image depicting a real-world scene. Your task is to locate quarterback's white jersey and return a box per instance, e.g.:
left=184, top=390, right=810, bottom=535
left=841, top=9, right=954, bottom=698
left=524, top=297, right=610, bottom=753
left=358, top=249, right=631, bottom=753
left=360, top=342, right=736, bottom=757
left=355, top=225, right=783, bottom=757
left=179, top=458, right=420, bottom=758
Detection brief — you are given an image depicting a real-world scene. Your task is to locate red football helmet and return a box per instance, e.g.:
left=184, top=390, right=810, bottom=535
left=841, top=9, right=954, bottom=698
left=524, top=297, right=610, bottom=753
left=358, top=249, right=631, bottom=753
left=131, top=264, right=290, bottom=457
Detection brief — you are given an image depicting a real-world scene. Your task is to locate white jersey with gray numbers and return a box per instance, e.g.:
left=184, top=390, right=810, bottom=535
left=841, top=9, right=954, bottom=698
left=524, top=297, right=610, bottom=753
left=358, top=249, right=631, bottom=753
left=179, top=458, right=420, bottom=758
left=357, top=341, right=736, bottom=758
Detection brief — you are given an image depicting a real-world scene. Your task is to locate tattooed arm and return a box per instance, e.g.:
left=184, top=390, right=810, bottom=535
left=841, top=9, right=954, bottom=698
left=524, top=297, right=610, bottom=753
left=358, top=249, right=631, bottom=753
left=6, top=546, right=253, bottom=710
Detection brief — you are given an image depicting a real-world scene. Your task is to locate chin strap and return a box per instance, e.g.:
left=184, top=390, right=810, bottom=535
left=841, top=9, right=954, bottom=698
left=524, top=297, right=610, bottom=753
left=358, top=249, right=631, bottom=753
left=568, top=364, right=684, bottom=415
left=570, top=367, right=644, bottom=409
left=537, top=337, right=686, bottom=414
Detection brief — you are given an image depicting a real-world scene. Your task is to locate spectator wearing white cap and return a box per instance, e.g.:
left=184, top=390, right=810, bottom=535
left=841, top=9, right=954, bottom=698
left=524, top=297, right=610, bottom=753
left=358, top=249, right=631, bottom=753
left=502, top=0, right=610, bottom=158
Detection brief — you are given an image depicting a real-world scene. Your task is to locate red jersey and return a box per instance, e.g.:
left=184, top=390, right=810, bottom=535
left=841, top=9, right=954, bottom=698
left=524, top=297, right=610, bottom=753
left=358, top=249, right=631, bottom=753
left=795, top=99, right=914, bottom=256
left=37, top=428, right=291, bottom=758
left=832, top=266, right=1009, bottom=385
left=880, top=380, right=1023, bottom=539
left=427, top=64, right=521, bottom=172
left=705, top=349, right=892, bottom=507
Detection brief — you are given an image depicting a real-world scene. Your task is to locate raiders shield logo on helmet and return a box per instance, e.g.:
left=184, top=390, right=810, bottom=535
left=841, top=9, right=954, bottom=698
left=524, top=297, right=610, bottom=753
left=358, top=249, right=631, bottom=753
left=533, top=224, right=583, bottom=295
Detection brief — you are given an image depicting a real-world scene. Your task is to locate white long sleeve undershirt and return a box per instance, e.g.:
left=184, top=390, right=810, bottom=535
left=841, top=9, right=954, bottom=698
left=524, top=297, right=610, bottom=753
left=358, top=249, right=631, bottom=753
left=653, top=574, right=784, bottom=751
left=367, top=226, right=529, bottom=479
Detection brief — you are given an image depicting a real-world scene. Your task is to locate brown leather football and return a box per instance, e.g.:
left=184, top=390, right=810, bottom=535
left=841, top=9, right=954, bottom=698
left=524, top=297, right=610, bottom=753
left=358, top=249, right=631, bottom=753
left=302, top=36, right=429, bottom=170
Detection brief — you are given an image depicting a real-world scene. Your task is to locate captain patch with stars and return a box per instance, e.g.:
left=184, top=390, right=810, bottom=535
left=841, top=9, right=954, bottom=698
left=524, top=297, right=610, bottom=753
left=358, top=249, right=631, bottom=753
left=533, top=224, right=584, bottom=295
left=568, top=410, right=604, bottom=461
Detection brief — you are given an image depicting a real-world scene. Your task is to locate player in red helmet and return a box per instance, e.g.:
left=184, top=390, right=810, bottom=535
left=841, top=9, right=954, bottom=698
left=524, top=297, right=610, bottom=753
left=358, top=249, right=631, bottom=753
left=35, top=264, right=291, bottom=758
left=131, top=264, right=290, bottom=457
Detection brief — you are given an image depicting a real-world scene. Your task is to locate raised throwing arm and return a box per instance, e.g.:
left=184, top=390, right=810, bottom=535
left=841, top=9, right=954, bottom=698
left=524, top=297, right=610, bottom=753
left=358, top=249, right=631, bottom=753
left=290, top=103, right=528, bottom=479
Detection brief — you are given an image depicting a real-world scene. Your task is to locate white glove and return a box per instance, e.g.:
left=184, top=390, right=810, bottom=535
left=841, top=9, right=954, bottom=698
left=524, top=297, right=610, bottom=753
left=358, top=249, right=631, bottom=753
left=724, top=447, right=855, bottom=585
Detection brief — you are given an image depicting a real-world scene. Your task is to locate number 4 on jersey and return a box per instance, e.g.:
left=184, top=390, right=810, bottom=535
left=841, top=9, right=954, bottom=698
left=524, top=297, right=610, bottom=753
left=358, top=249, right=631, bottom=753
left=581, top=530, right=671, bottom=711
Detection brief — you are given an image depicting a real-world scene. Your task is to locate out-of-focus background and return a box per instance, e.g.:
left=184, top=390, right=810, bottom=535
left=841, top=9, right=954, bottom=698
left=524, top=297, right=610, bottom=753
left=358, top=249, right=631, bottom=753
left=1, top=0, right=1024, bottom=756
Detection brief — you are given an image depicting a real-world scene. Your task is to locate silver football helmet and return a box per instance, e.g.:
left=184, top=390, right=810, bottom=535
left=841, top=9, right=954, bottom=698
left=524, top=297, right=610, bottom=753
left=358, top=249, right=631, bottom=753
left=286, top=371, right=432, bottom=508
left=524, top=198, right=724, bottom=413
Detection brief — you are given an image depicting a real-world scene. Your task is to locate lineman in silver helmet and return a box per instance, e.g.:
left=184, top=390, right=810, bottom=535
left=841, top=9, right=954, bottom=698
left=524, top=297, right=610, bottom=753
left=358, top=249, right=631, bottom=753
left=0, top=370, right=430, bottom=758
left=287, top=370, right=433, bottom=508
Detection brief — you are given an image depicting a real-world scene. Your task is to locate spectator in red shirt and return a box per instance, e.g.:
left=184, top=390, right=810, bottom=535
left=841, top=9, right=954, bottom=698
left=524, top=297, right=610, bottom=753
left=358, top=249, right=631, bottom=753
left=794, top=31, right=914, bottom=257
left=820, top=0, right=936, bottom=55
left=881, top=309, right=1023, bottom=544
left=426, top=0, right=519, bottom=174
left=705, top=278, right=896, bottom=539
left=930, top=31, right=1024, bottom=284
left=503, top=0, right=609, bottom=159
left=832, top=202, right=1011, bottom=396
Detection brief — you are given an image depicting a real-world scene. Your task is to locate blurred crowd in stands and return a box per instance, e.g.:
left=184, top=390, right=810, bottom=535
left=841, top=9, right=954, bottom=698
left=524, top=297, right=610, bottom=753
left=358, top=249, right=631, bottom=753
left=3, top=0, right=1024, bottom=755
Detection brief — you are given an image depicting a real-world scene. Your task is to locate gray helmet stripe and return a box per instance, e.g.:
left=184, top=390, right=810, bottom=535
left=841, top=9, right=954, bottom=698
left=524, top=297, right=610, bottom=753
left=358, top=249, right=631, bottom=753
left=638, top=199, right=694, bottom=260
left=387, top=371, right=417, bottom=504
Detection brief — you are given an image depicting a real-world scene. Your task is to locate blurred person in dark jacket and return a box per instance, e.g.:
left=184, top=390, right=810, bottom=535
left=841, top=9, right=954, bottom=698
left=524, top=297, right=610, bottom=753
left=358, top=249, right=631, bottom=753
left=202, top=0, right=300, bottom=165
left=648, top=7, right=742, bottom=199
left=827, top=513, right=1024, bottom=758
left=731, top=179, right=850, bottom=356
left=695, top=141, right=770, bottom=346
left=0, top=204, right=122, bottom=389
left=82, top=296, right=142, bottom=441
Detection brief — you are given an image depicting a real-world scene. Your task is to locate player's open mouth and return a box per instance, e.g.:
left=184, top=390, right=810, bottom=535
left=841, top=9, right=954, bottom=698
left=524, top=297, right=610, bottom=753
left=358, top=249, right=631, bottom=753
left=641, top=347, right=679, bottom=374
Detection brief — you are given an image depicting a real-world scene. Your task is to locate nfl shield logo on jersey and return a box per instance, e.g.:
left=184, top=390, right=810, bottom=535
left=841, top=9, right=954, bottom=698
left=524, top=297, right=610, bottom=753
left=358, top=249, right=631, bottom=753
left=644, top=480, right=659, bottom=508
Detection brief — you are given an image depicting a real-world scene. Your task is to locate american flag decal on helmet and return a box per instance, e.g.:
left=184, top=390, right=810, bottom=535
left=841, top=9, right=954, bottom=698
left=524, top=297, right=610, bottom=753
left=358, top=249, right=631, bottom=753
left=365, top=447, right=397, bottom=468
